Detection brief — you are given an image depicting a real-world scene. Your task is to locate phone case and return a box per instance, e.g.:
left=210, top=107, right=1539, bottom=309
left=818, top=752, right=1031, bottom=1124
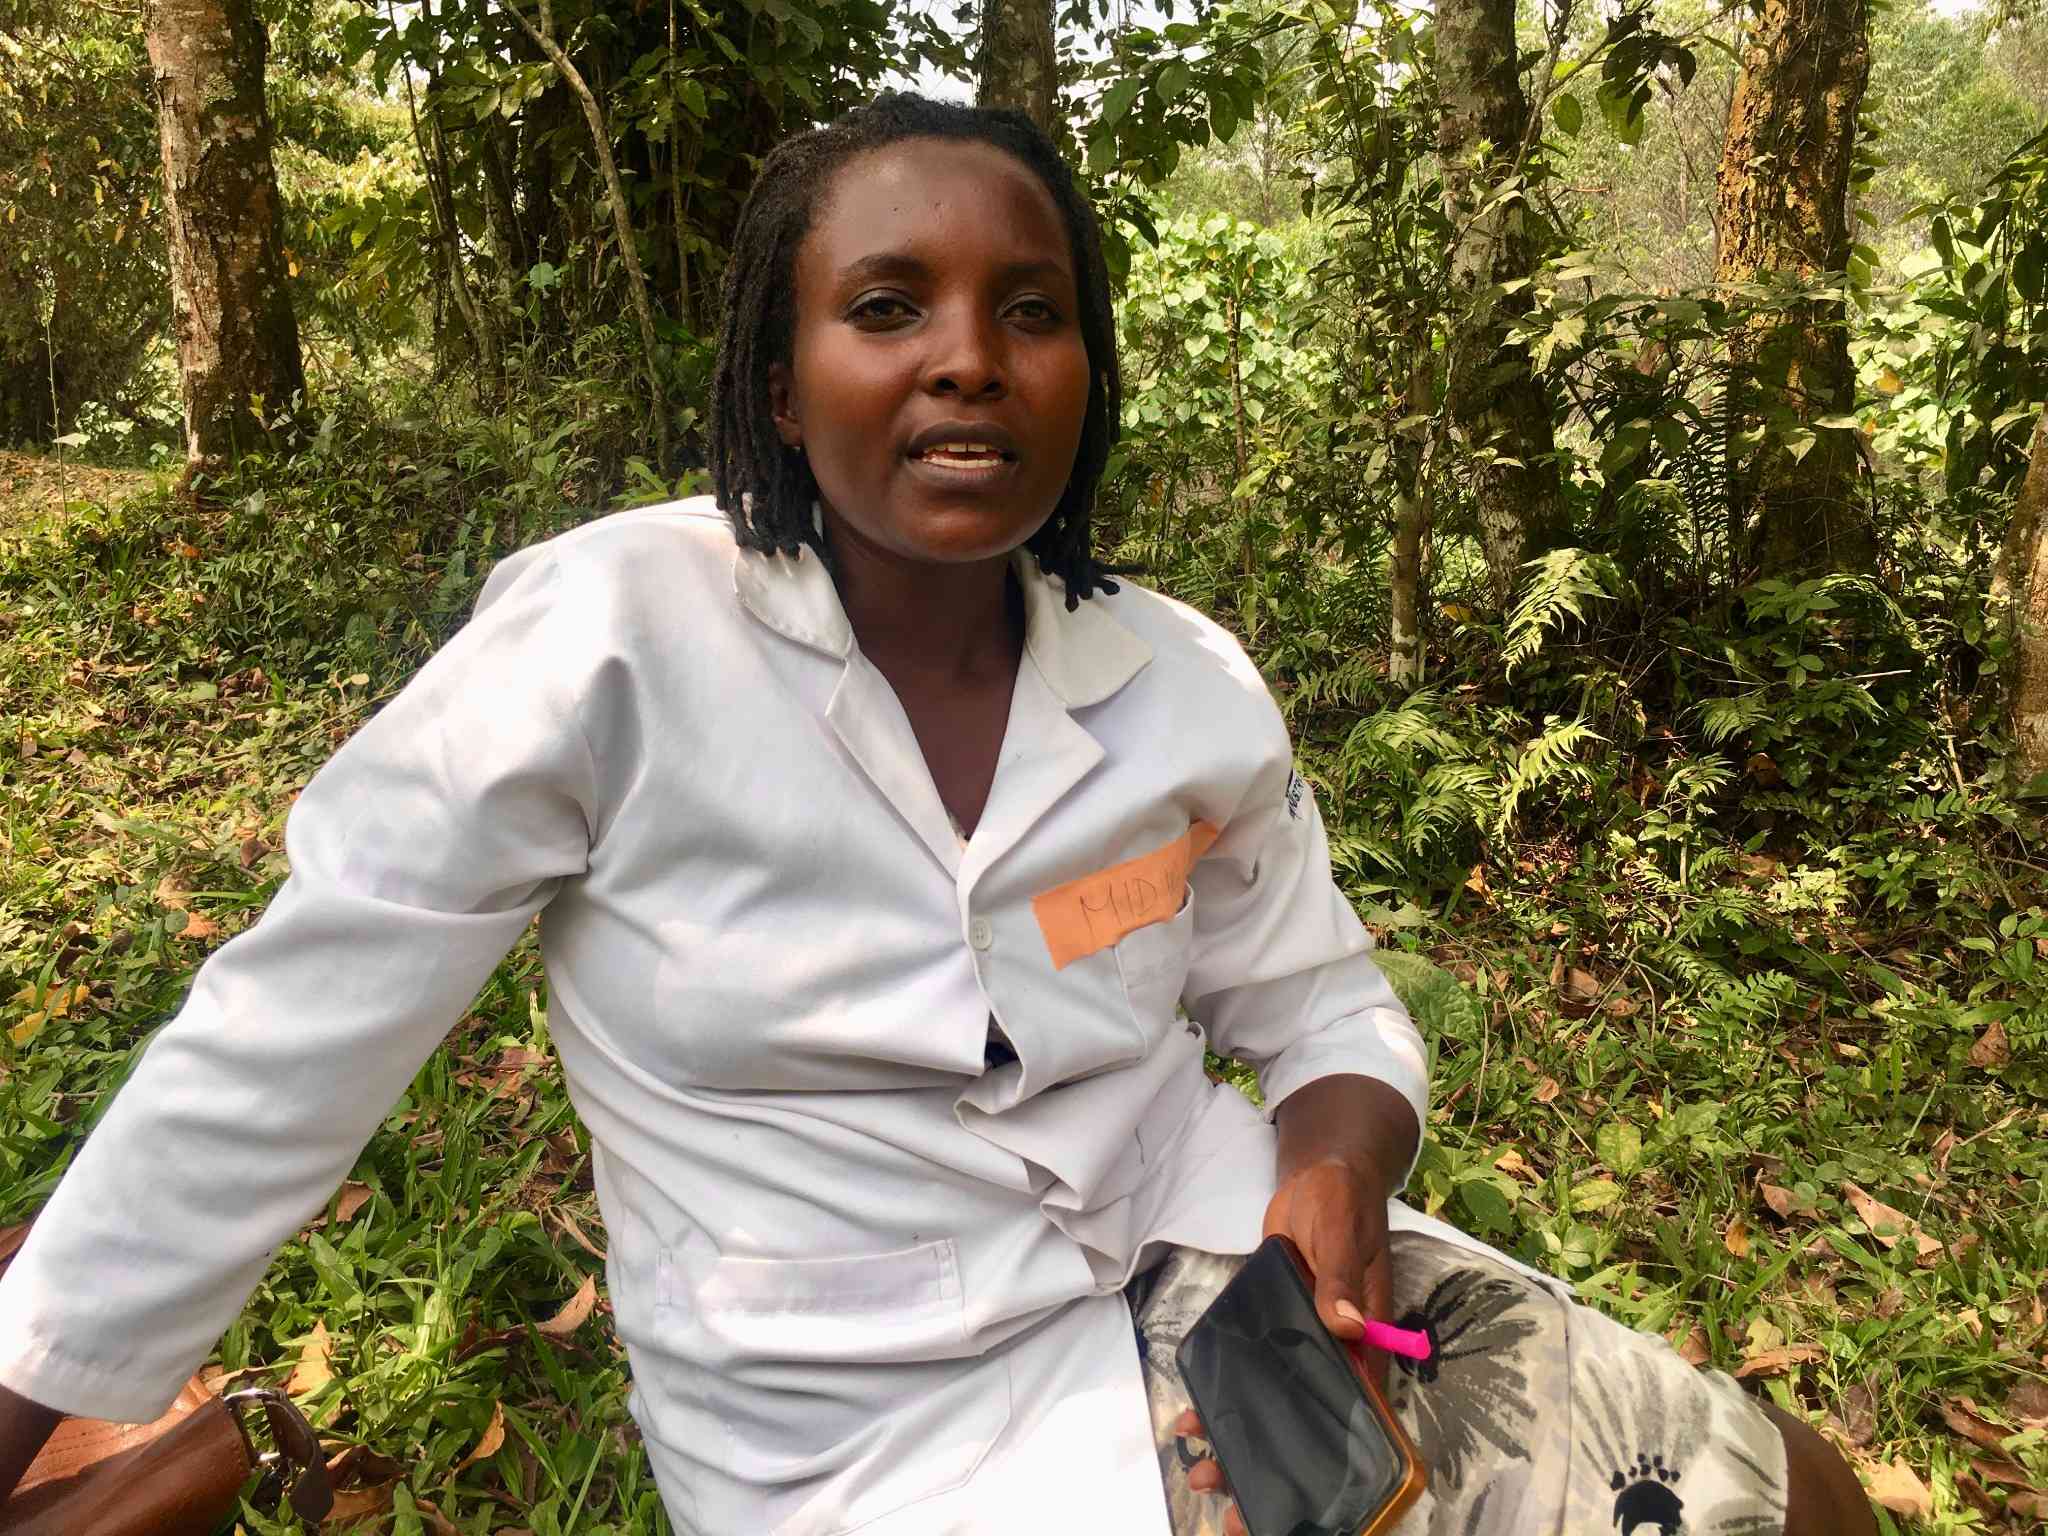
left=1195, top=1235, right=1428, bottom=1536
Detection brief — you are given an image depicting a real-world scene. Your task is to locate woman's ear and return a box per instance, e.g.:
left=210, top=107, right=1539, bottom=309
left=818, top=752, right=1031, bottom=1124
left=767, top=362, right=803, bottom=450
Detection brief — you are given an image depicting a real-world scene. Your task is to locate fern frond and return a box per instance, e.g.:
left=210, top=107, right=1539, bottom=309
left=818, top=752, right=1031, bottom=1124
left=1494, top=714, right=1604, bottom=836
left=1697, top=693, right=1772, bottom=746
left=1503, top=548, right=1629, bottom=677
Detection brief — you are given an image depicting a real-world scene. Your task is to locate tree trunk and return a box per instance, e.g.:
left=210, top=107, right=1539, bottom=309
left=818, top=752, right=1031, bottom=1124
left=1715, top=0, right=1873, bottom=578
left=2001, top=409, right=2048, bottom=783
left=506, top=0, right=670, bottom=468
left=144, top=0, right=304, bottom=483
left=978, top=0, right=1057, bottom=133
left=1387, top=339, right=1434, bottom=688
left=1436, top=0, right=1566, bottom=611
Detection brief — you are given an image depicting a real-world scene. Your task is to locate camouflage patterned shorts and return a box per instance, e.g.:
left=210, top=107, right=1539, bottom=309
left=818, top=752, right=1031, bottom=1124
left=1126, top=1233, right=1788, bottom=1536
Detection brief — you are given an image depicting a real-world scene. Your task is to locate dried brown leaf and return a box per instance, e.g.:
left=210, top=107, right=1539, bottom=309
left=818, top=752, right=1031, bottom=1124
left=1758, top=1183, right=1814, bottom=1221
left=2008, top=1490, right=2048, bottom=1520
left=1970, top=1455, right=2035, bottom=1489
left=1941, top=1397, right=2010, bottom=1455
left=1724, top=1219, right=1752, bottom=1259
left=1733, top=1344, right=1824, bottom=1379
left=536, top=1274, right=597, bottom=1339
left=1969, top=1019, right=2010, bottom=1069
left=2007, top=1379, right=2048, bottom=1427
left=326, top=1444, right=405, bottom=1488
left=324, top=1481, right=396, bottom=1522
left=1558, top=966, right=1601, bottom=1019
left=334, top=1182, right=373, bottom=1223
left=1674, top=1324, right=1711, bottom=1367
left=1932, top=1128, right=1958, bottom=1172
left=175, top=910, right=221, bottom=943
left=287, top=1319, right=332, bottom=1398
left=1860, top=1458, right=1932, bottom=1520
left=458, top=1401, right=506, bottom=1472
left=554, top=1208, right=607, bottom=1261
left=1842, top=1182, right=1942, bottom=1262
left=1840, top=1382, right=1877, bottom=1448
left=1533, top=1077, right=1562, bottom=1105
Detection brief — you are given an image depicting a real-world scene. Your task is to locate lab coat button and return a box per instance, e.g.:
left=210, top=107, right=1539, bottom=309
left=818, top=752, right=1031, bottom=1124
left=968, top=916, right=994, bottom=951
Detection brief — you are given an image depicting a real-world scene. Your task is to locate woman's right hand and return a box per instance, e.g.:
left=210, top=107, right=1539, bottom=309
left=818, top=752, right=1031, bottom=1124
left=0, top=1382, right=63, bottom=1505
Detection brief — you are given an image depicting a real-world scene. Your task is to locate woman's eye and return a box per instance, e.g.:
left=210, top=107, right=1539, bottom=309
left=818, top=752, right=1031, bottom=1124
left=848, top=294, right=915, bottom=324
left=1009, top=298, right=1061, bottom=325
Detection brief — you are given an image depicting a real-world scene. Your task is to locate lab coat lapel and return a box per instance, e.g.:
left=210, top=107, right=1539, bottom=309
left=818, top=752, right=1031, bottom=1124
left=826, top=655, right=963, bottom=879
left=957, top=560, right=1153, bottom=899
left=734, top=542, right=961, bottom=879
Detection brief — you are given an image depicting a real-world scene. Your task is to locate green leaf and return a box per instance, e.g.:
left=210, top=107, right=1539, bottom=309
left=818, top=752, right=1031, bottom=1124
left=1596, top=1122, right=1643, bottom=1177
left=1156, top=60, right=1193, bottom=106
left=1551, top=93, right=1583, bottom=137
left=1370, top=951, right=1484, bottom=1040
left=1210, top=90, right=1239, bottom=143
left=1459, top=1176, right=1516, bottom=1236
left=1570, top=1176, right=1623, bottom=1213
left=1101, top=77, right=1143, bottom=128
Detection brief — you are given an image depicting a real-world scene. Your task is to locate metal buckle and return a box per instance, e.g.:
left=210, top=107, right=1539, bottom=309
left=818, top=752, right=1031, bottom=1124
left=224, top=1387, right=336, bottom=1524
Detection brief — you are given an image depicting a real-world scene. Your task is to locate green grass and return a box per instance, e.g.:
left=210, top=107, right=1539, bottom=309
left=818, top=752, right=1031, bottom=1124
left=1, top=471, right=2044, bottom=1533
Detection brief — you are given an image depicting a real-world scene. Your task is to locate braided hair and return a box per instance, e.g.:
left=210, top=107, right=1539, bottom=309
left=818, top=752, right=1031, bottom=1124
left=708, top=92, right=1123, bottom=607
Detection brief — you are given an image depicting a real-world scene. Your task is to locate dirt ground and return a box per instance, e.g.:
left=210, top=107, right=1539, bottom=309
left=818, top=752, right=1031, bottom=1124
left=0, top=451, right=158, bottom=531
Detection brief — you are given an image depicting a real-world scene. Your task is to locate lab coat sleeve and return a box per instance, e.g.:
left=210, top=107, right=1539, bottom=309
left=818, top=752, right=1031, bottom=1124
left=0, top=542, right=604, bottom=1422
left=1180, top=693, right=1428, bottom=1180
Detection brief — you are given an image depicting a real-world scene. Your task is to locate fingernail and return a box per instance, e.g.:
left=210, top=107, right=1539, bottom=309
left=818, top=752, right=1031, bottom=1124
left=1334, top=1299, right=1366, bottom=1329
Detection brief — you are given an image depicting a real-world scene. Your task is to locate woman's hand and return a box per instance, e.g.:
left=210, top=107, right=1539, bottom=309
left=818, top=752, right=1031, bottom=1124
left=1260, top=1152, right=1397, bottom=1391
left=0, top=1382, right=63, bottom=1505
left=1178, top=1074, right=1417, bottom=1533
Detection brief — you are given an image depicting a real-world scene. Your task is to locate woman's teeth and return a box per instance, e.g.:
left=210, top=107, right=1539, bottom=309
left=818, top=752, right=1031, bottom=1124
left=918, top=443, right=1006, bottom=465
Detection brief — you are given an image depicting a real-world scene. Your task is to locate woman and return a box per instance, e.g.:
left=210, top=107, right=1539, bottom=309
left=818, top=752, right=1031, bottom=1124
left=0, top=95, right=1872, bottom=1536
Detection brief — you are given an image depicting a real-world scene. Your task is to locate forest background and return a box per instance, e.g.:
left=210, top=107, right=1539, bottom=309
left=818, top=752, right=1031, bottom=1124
left=2, top=0, right=2048, bottom=1527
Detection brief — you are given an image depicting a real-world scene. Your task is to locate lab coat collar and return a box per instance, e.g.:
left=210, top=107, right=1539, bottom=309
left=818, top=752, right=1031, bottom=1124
left=731, top=541, right=1154, bottom=708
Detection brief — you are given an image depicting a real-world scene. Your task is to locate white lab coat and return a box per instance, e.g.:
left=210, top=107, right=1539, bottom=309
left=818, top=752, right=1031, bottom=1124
left=0, top=498, right=1515, bottom=1535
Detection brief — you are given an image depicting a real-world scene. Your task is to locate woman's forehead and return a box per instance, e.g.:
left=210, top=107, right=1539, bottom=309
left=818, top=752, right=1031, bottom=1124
left=804, top=138, right=1074, bottom=285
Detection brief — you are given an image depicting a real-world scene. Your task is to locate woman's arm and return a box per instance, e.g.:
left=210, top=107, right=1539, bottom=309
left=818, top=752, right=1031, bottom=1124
left=0, top=543, right=609, bottom=1424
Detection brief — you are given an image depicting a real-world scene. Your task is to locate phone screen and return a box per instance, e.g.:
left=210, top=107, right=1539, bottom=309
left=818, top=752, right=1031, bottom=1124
left=1173, top=1237, right=1407, bottom=1536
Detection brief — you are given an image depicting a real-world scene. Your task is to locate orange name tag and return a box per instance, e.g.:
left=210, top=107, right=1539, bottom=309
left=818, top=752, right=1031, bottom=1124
left=1031, top=821, right=1220, bottom=970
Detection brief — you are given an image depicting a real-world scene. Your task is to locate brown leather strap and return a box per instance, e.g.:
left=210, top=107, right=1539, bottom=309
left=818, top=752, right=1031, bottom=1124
left=0, top=1391, right=250, bottom=1536
left=0, top=1213, right=333, bottom=1531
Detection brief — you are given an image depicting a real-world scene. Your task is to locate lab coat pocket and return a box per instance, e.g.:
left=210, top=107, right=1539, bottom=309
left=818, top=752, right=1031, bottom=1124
left=1112, top=885, right=1195, bottom=1049
left=670, top=1239, right=1011, bottom=1535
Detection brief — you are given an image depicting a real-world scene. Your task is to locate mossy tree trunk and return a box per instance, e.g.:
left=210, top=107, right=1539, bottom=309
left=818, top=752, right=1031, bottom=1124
left=1437, top=0, right=1566, bottom=610
left=2001, top=409, right=2048, bottom=783
left=1714, top=0, right=1874, bottom=578
left=977, top=0, right=1057, bottom=134
left=144, top=0, right=305, bottom=484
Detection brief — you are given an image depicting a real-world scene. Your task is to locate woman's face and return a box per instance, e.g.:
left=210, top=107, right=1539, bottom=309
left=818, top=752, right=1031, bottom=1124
left=770, top=136, right=1092, bottom=568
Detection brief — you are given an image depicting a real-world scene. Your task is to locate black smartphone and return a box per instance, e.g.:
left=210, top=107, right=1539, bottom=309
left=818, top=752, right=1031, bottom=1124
left=1173, top=1235, right=1426, bottom=1536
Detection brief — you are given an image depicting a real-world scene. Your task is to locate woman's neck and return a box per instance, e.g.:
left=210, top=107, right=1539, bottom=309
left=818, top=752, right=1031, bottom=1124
left=826, top=524, right=1024, bottom=684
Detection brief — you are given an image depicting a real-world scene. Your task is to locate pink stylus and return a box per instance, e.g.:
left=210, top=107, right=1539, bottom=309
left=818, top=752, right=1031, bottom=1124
left=1359, top=1320, right=1432, bottom=1361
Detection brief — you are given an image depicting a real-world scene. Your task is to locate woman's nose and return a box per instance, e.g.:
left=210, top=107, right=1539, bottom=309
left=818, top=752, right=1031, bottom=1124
left=922, top=308, right=1007, bottom=400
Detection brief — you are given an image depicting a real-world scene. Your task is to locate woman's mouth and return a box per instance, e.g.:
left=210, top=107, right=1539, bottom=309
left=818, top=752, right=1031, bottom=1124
left=914, top=442, right=1013, bottom=470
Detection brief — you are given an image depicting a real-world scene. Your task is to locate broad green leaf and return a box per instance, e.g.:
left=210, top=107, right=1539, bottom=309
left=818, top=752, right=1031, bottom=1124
left=1596, top=1122, right=1643, bottom=1176
left=1101, top=77, right=1143, bottom=127
left=1371, top=951, right=1484, bottom=1041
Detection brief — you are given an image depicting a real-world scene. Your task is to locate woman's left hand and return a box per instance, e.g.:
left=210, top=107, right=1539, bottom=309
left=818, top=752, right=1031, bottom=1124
left=1259, top=1152, right=1397, bottom=1391
left=1181, top=1074, right=1416, bottom=1533
left=1177, top=1160, right=1397, bottom=1536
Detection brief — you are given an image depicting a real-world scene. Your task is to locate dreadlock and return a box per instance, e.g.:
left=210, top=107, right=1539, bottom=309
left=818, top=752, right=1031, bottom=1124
left=708, top=92, right=1123, bottom=607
